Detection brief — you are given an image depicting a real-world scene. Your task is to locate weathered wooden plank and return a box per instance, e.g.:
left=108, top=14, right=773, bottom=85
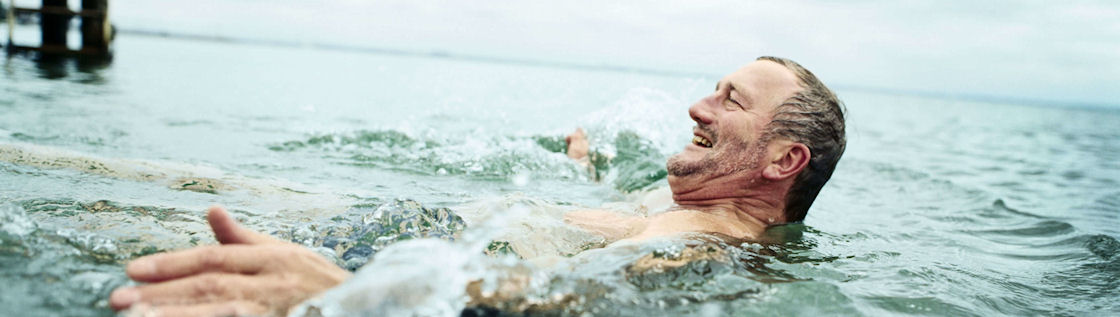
left=13, top=7, right=107, bottom=18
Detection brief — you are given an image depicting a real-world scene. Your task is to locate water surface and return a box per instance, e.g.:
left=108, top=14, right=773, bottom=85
left=2, top=31, right=1119, bottom=316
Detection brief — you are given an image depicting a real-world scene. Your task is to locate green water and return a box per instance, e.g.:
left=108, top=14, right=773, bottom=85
left=2, top=32, right=1119, bottom=316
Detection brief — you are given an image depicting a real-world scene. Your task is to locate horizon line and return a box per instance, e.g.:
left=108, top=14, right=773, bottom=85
left=20, top=26, right=1117, bottom=112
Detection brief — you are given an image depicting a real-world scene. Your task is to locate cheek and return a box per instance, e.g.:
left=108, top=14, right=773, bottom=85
left=712, top=129, right=761, bottom=161
left=718, top=116, right=760, bottom=140
left=718, top=126, right=753, bottom=148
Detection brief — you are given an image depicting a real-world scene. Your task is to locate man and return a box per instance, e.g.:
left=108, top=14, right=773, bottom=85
left=109, top=56, right=845, bottom=316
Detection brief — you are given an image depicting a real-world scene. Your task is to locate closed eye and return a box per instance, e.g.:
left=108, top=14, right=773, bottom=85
left=727, top=87, right=746, bottom=109
left=715, top=82, right=746, bottom=109
left=727, top=96, right=742, bottom=107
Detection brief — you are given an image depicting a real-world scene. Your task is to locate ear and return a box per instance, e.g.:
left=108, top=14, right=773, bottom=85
left=762, top=141, right=810, bottom=181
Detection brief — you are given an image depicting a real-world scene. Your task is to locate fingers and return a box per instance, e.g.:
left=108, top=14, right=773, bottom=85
left=566, top=130, right=590, bottom=160
left=207, top=206, right=280, bottom=245
left=124, top=300, right=269, bottom=317
left=565, top=128, right=586, bottom=144
left=112, top=273, right=267, bottom=311
left=126, top=245, right=271, bottom=283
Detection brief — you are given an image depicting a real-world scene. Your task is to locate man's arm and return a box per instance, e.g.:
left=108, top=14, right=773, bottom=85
left=109, top=206, right=351, bottom=316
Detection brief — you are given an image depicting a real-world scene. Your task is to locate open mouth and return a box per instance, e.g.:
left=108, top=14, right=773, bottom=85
left=692, top=135, right=712, bottom=148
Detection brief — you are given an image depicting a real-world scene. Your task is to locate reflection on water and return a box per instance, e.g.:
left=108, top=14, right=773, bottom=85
left=29, top=54, right=112, bottom=83
left=4, top=50, right=112, bottom=84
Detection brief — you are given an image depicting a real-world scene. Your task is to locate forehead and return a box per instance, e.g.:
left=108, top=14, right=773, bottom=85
left=720, top=60, right=803, bottom=112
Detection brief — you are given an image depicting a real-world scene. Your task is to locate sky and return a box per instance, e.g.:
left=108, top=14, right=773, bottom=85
left=15, top=0, right=1119, bottom=107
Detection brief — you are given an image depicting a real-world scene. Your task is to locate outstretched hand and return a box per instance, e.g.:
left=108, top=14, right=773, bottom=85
left=109, top=206, right=351, bottom=317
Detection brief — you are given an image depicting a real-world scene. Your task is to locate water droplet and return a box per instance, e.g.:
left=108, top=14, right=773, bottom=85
left=512, top=171, right=531, bottom=186
left=699, top=302, right=722, bottom=317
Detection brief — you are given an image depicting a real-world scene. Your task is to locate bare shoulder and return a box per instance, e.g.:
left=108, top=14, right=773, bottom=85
left=564, top=209, right=647, bottom=242
left=624, top=210, right=701, bottom=241
left=628, top=209, right=763, bottom=242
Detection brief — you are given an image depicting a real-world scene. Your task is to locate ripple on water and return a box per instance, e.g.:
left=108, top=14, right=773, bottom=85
left=814, top=154, right=1120, bottom=316
left=1036, top=234, right=1120, bottom=313
left=862, top=295, right=976, bottom=316
left=1085, top=192, right=1120, bottom=219
left=966, top=220, right=1074, bottom=238
left=1086, top=234, right=1120, bottom=260
left=827, top=159, right=993, bottom=214
left=0, top=203, right=130, bottom=316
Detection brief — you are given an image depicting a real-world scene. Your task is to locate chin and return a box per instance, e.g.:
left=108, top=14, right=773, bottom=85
left=666, top=155, right=703, bottom=177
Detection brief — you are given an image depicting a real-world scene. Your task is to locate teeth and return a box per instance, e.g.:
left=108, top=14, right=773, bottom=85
left=692, top=136, right=712, bottom=148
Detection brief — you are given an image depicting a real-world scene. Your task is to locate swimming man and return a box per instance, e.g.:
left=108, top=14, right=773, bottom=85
left=109, top=56, right=846, bottom=316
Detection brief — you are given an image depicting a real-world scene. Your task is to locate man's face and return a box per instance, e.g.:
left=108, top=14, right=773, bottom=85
left=667, top=60, right=802, bottom=182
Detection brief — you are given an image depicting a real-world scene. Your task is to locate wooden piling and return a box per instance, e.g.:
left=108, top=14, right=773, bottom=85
left=6, top=1, right=14, bottom=49
left=40, top=0, right=69, bottom=50
left=80, top=0, right=108, bottom=54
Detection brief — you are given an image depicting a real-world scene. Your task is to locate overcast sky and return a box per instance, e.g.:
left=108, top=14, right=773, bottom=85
left=41, top=0, right=1119, bottom=107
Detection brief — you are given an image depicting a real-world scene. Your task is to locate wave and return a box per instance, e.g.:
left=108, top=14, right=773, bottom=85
left=269, top=128, right=673, bottom=192
left=269, top=129, right=584, bottom=180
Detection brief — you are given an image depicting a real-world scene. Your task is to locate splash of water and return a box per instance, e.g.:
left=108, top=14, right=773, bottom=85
left=1, top=203, right=37, bottom=239
left=290, top=201, right=531, bottom=316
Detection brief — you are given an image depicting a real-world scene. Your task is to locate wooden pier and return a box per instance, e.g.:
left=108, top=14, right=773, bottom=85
left=6, top=0, right=113, bottom=56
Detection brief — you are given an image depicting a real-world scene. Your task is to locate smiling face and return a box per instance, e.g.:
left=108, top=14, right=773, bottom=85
left=667, top=60, right=803, bottom=188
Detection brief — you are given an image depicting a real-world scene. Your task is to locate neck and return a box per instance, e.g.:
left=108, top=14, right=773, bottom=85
left=668, top=173, right=789, bottom=228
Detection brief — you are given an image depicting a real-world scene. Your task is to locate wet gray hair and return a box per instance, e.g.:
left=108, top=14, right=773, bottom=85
left=756, top=56, right=847, bottom=222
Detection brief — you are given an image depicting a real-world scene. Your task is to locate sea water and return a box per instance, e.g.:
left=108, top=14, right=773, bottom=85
left=2, top=30, right=1120, bottom=316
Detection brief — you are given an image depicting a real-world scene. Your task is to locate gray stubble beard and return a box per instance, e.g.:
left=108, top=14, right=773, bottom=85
left=666, top=152, right=714, bottom=177
left=666, top=139, right=767, bottom=178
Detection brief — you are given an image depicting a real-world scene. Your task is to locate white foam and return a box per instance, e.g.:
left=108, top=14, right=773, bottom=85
left=0, top=204, right=37, bottom=237
left=0, top=142, right=359, bottom=216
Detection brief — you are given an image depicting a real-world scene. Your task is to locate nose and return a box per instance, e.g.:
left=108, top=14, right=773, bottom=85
left=688, top=93, right=717, bottom=125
